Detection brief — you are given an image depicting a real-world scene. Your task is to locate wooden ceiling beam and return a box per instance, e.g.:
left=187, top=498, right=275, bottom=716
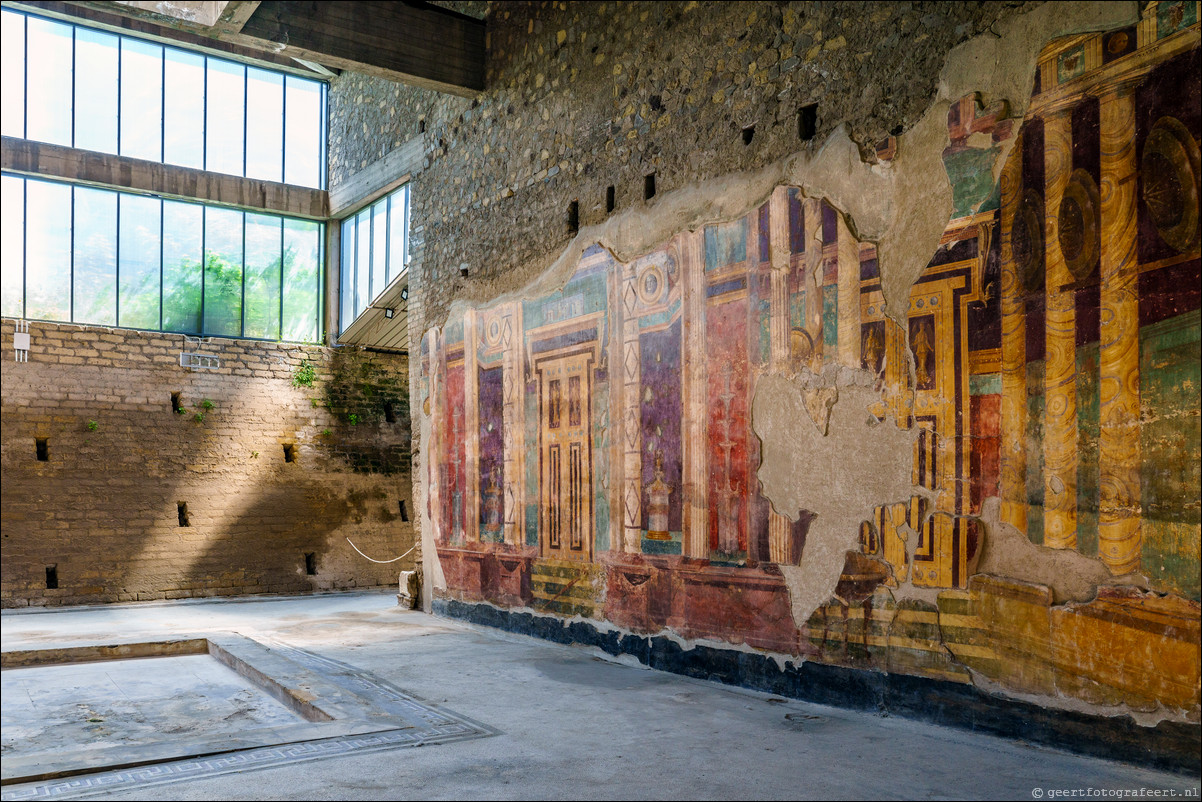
left=231, top=1, right=485, bottom=96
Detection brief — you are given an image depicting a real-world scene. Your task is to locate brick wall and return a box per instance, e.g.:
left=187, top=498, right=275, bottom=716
left=0, top=319, right=415, bottom=607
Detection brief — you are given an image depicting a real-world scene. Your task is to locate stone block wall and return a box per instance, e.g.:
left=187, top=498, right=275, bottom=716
left=329, top=1, right=1040, bottom=335
left=0, top=319, right=415, bottom=607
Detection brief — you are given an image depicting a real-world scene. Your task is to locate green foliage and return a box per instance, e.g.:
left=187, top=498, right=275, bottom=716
left=199, top=399, right=215, bottom=411
left=193, top=412, right=205, bottom=423
left=321, top=428, right=332, bottom=437
left=86, top=419, right=99, bottom=432
left=292, top=359, right=317, bottom=388
left=175, top=406, right=187, bottom=415
left=347, top=413, right=360, bottom=426
left=73, top=241, right=321, bottom=343
left=251, top=450, right=259, bottom=458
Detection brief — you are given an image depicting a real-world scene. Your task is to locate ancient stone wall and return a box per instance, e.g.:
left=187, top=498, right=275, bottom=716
left=330, top=0, right=1200, bottom=756
left=327, top=0, right=1040, bottom=334
left=0, top=320, right=415, bottom=607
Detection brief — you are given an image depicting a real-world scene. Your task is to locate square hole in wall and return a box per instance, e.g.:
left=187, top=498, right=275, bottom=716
left=606, top=185, right=615, bottom=214
left=283, top=444, right=298, bottom=463
left=399, top=500, right=409, bottom=522
left=799, top=103, right=818, bottom=141
left=644, top=173, right=657, bottom=200
left=567, top=200, right=579, bottom=235
left=35, top=438, right=48, bottom=462
left=45, top=565, right=58, bottom=590
left=171, top=392, right=183, bottom=414
left=742, top=124, right=755, bottom=145
left=178, top=502, right=190, bottom=527
left=304, top=552, right=317, bottom=576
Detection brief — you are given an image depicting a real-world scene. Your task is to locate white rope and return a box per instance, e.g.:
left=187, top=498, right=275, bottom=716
left=346, top=538, right=416, bottom=564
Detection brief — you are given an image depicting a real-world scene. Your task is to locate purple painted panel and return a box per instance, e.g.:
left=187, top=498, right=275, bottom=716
left=639, top=319, right=683, bottom=533
left=478, top=365, right=504, bottom=538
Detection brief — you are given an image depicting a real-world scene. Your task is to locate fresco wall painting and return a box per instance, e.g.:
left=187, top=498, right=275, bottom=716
left=423, top=8, right=1201, bottom=717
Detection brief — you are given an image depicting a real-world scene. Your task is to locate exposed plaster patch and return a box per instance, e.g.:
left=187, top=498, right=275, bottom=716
left=976, top=497, right=1147, bottom=604
left=438, top=2, right=1138, bottom=334
left=753, top=379, right=919, bottom=629
left=423, top=0, right=1145, bottom=630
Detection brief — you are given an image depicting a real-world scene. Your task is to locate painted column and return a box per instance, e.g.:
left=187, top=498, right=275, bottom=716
left=606, top=252, right=625, bottom=553
left=1097, top=83, right=1142, bottom=574
left=501, top=302, right=525, bottom=547
left=804, top=198, right=825, bottom=371
left=1042, top=108, right=1077, bottom=550
left=680, top=229, right=709, bottom=559
left=767, top=187, right=793, bottom=563
left=836, top=211, right=861, bottom=370
left=999, top=132, right=1028, bottom=534
left=463, top=309, right=481, bottom=542
left=428, top=328, right=444, bottom=541
left=620, top=261, right=642, bottom=554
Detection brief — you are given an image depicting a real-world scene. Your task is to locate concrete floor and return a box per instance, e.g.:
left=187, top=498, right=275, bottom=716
left=1, top=591, right=1198, bottom=801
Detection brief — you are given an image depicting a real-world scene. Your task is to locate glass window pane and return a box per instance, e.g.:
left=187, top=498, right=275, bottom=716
left=205, top=60, right=245, bottom=177
left=284, top=219, right=320, bottom=343
left=162, top=200, right=203, bottom=333
left=25, top=17, right=73, bottom=146
left=340, top=217, right=354, bottom=334
left=371, top=199, right=387, bottom=302
left=245, top=68, right=283, bottom=183
left=73, top=187, right=117, bottom=326
left=0, top=175, right=24, bottom=317
left=388, top=186, right=408, bottom=284
left=74, top=28, right=119, bottom=154
left=163, top=50, right=205, bottom=170
left=284, top=76, right=322, bottom=188
left=243, top=212, right=281, bottom=339
left=355, top=208, right=370, bottom=319
left=204, top=206, right=243, bottom=337
left=118, top=193, right=161, bottom=330
left=120, top=38, right=163, bottom=162
left=25, top=180, right=71, bottom=321
left=1, top=10, right=25, bottom=138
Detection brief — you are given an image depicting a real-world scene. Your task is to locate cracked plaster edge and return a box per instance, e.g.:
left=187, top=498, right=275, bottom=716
left=414, top=0, right=1168, bottom=701
left=430, top=1, right=1139, bottom=333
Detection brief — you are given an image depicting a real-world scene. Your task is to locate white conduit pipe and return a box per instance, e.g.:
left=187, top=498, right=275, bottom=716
left=346, top=538, right=416, bottom=564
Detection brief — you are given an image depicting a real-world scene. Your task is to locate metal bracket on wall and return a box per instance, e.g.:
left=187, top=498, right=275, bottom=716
left=12, top=319, right=30, bottom=362
left=180, top=336, right=221, bottom=370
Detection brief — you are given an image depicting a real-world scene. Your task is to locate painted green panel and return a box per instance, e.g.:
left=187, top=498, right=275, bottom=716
left=1076, top=343, right=1100, bottom=558
left=1139, top=310, right=1201, bottom=600
left=704, top=219, right=747, bottom=272
left=823, top=285, right=839, bottom=349
left=943, top=146, right=1003, bottom=218
left=970, top=373, right=1002, bottom=396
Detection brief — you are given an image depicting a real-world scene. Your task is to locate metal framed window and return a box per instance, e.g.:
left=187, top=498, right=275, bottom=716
left=0, top=6, right=328, bottom=190
left=0, top=173, right=324, bottom=343
left=339, top=184, right=410, bottom=335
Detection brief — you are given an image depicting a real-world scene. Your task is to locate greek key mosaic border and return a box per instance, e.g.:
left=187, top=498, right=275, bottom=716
left=2, top=642, right=495, bottom=801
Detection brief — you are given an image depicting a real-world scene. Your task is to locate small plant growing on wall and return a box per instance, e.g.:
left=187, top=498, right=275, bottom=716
left=347, top=413, right=360, bottom=426
left=321, top=428, right=332, bottom=438
left=251, top=450, right=259, bottom=458
left=292, top=359, right=317, bottom=388
left=86, top=420, right=99, bottom=432
left=192, top=399, right=215, bottom=423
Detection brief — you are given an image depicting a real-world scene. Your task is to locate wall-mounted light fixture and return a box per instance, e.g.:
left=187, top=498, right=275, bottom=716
left=383, top=308, right=395, bottom=319
left=401, top=287, right=409, bottom=301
